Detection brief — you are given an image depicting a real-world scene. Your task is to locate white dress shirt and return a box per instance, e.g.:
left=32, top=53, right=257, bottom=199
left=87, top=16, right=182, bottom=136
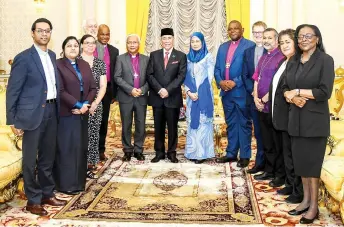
left=34, top=44, right=56, bottom=99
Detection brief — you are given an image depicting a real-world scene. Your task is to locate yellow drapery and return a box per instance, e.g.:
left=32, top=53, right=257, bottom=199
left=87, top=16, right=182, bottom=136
left=126, top=0, right=150, bottom=53
left=126, top=0, right=251, bottom=50
left=225, top=0, right=251, bottom=39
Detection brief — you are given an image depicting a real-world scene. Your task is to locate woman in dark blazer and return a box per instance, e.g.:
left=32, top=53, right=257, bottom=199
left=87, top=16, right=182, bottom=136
left=54, top=36, right=97, bottom=195
left=282, top=25, right=335, bottom=224
left=269, top=29, right=303, bottom=203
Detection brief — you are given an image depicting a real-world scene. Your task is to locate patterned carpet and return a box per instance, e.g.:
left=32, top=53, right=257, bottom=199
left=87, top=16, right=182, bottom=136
left=0, top=132, right=343, bottom=226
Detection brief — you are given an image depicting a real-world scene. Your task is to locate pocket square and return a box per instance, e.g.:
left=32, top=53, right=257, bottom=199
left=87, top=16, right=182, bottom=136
left=171, top=61, right=179, bottom=64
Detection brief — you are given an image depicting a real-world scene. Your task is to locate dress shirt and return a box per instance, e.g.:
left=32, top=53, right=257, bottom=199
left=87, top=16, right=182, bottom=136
left=34, top=44, right=56, bottom=99
left=252, top=47, right=284, bottom=113
left=225, top=37, right=242, bottom=80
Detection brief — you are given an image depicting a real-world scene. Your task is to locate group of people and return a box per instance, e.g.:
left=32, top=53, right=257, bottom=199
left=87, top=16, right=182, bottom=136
left=6, top=17, right=334, bottom=225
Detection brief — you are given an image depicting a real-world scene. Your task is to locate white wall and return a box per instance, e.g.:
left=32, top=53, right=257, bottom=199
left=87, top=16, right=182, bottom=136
left=0, top=0, right=127, bottom=73
left=250, top=0, right=344, bottom=67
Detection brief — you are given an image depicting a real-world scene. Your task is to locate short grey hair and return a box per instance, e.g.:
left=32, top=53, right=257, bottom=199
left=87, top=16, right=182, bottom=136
left=264, top=28, right=279, bottom=39
left=126, top=34, right=141, bottom=44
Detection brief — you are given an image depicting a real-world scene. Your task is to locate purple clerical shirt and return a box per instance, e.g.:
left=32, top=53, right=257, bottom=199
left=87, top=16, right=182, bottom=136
left=252, top=48, right=284, bottom=113
left=129, top=53, right=140, bottom=89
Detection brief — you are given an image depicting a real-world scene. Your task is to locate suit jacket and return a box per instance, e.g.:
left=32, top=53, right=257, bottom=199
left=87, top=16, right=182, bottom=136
left=146, top=48, right=187, bottom=108
left=214, top=38, right=255, bottom=108
left=114, top=53, right=149, bottom=105
left=96, top=42, right=119, bottom=98
left=57, top=58, right=97, bottom=117
left=6, top=45, right=60, bottom=130
left=282, top=49, right=335, bottom=137
left=242, top=45, right=267, bottom=95
left=268, top=57, right=289, bottom=131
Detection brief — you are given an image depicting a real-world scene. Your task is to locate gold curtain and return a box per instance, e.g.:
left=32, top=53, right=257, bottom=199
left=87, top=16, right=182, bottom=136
left=225, top=0, right=251, bottom=39
left=126, top=0, right=251, bottom=51
left=126, top=0, right=150, bottom=53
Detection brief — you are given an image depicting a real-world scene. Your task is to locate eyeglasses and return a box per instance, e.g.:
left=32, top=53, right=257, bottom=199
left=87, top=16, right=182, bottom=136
left=297, top=33, right=316, bottom=41
left=35, top=29, right=52, bottom=34
left=127, top=41, right=138, bottom=45
left=252, top=31, right=263, bottom=35
left=87, top=25, right=98, bottom=29
left=84, top=41, right=96, bottom=45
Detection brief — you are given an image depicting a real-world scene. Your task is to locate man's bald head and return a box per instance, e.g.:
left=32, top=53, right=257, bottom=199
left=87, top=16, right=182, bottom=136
left=228, top=20, right=244, bottom=41
left=97, top=24, right=110, bottom=45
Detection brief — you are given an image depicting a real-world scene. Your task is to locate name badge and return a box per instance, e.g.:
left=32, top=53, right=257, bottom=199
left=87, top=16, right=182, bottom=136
left=225, top=63, right=230, bottom=68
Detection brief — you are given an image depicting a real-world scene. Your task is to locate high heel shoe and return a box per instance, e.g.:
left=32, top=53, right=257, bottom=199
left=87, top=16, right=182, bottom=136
left=288, top=206, right=309, bottom=216
left=299, top=210, right=319, bottom=224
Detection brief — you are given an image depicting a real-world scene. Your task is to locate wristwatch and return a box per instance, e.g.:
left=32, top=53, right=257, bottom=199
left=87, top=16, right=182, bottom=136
left=296, top=89, right=300, bottom=96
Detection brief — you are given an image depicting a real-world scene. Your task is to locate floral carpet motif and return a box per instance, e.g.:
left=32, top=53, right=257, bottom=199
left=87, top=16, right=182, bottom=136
left=53, top=153, right=262, bottom=224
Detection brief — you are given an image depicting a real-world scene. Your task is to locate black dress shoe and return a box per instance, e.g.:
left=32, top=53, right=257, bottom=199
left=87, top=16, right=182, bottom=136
left=277, top=186, right=293, bottom=195
left=285, top=194, right=303, bottom=204
left=237, top=158, right=249, bottom=168
left=134, top=153, right=145, bottom=161
left=121, top=153, right=132, bottom=162
left=194, top=159, right=206, bottom=164
left=60, top=190, right=80, bottom=195
left=151, top=155, right=165, bottom=163
left=269, top=177, right=285, bottom=187
left=288, top=206, right=309, bottom=216
left=216, top=156, right=237, bottom=163
left=99, top=153, right=108, bottom=161
left=167, top=153, right=179, bottom=163
left=247, top=165, right=265, bottom=174
left=299, top=211, right=319, bottom=224
left=254, top=172, right=274, bottom=181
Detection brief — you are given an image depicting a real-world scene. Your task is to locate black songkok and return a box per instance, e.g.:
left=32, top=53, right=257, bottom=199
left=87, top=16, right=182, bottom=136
left=161, top=28, right=174, bottom=37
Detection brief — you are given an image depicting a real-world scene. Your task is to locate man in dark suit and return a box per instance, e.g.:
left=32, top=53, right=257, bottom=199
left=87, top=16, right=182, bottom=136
left=114, top=34, right=149, bottom=162
left=242, top=21, right=267, bottom=173
left=6, top=18, right=66, bottom=216
left=147, top=28, right=187, bottom=163
left=214, top=20, right=255, bottom=167
left=95, top=24, right=119, bottom=161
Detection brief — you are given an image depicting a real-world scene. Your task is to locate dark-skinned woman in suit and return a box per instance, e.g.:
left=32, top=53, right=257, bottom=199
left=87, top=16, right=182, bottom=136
left=54, top=36, right=96, bottom=195
left=269, top=29, right=303, bottom=204
left=282, top=25, right=335, bottom=224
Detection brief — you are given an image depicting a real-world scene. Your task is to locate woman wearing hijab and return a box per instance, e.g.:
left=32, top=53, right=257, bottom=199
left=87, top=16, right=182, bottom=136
left=184, top=32, right=215, bottom=164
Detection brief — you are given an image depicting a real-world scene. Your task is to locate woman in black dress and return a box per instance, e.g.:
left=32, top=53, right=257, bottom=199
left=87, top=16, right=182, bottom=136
left=55, top=36, right=96, bottom=195
left=282, top=25, right=335, bottom=224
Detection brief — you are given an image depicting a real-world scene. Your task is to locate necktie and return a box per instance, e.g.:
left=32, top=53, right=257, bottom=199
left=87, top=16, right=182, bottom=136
left=164, top=52, right=169, bottom=69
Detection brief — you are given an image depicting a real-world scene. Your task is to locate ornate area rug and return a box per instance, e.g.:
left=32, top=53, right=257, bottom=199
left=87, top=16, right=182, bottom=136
left=54, top=153, right=262, bottom=224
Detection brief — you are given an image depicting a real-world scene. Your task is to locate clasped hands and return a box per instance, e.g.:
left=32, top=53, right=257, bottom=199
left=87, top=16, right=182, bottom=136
left=284, top=89, right=308, bottom=108
left=219, top=80, right=236, bottom=92
left=159, top=88, right=169, bottom=98
left=131, top=88, right=143, bottom=97
left=254, top=94, right=268, bottom=112
left=187, top=91, right=198, bottom=101
left=72, top=103, right=91, bottom=115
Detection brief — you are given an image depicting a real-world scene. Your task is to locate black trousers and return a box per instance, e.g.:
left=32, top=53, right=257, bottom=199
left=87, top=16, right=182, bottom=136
left=258, top=112, right=285, bottom=177
left=276, top=130, right=303, bottom=196
left=153, top=106, right=180, bottom=156
left=99, top=83, right=112, bottom=154
left=119, top=99, right=147, bottom=154
left=22, top=103, right=57, bottom=205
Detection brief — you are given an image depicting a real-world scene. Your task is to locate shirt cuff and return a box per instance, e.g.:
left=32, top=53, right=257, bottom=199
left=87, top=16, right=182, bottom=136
left=74, top=101, right=83, bottom=109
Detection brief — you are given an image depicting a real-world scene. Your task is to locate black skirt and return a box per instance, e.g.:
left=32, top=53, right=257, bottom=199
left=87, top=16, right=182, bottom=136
left=54, top=114, right=89, bottom=192
left=291, top=136, right=327, bottom=178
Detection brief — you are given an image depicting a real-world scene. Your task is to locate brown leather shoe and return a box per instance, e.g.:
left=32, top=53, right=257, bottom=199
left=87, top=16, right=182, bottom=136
left=41, top=196, right=67, bottom=206
left=26, top=204, right=48, bottom=216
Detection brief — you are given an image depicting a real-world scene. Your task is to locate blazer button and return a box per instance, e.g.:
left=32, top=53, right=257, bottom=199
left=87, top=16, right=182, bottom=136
left=42, top=104, right=46, bottom=108
left=44, top=91, right=47, bottom=93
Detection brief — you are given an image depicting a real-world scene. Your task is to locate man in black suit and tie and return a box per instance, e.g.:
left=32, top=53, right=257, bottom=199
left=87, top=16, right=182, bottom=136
left=6, top=18, right=66, bottom=216
left=114, top=34, right=149, bottom=162
left=95, top=24, right=119, bottom=161
left=147, top=28, right=187, bottom=163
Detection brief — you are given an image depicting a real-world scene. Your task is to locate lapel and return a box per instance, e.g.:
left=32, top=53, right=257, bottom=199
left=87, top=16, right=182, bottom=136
left=139, top=54, right=145, bottom=83
left=165, top=49, right=177, bottom=71
left=48, top=51, right=59, bottom=90
left=231, top=38, right=245, bottom=65
left=63, top=58, right=79, bottom=80
left=125, top=53, right=134, bottom=77
left=30, top=45, right=46, bottom=82
left=296, top=49, right=321, bottom=84
left=287, top=56, right=299, bottom=89
left=276, top=58, right=287, bottom=87
left=157, top=49, right=165, bottom=71
left=248, top=47, right=255, bottom=68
